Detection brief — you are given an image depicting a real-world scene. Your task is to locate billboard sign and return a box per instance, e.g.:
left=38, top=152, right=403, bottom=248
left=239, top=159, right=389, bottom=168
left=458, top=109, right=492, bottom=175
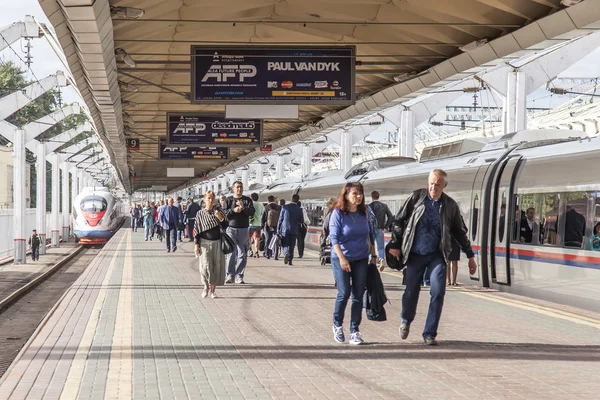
left=191, top=46, right=355, bottom=105
left=166, top=113, right=262, bottom=147
left=159, top=137, right=229, bottom=160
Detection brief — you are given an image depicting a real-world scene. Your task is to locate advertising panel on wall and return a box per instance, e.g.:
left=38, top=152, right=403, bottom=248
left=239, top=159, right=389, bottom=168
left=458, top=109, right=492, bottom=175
left=159, top=137, right=229, bottom=160
left=191, top=46, right=355, bottom=105
left=166, top=113, right=262, bottom=146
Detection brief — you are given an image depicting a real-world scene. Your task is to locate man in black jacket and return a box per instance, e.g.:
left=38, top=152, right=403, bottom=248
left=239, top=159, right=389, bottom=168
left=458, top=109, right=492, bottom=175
left=184, top=198, right=201, bottom=242
left=388, top=169, right=477, bottom=345
left=224, top=181, right=255, bottom=284
left=369, top=191, right=394, bottom=268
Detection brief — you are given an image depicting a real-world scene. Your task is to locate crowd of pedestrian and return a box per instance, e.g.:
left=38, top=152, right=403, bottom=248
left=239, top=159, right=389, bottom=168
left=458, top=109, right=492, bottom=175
left=123, top=168, right=475, bottom=348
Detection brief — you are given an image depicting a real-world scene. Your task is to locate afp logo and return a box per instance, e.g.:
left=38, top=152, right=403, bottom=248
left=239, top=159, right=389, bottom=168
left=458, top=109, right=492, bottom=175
left=201, top=64, right=257, bottom=82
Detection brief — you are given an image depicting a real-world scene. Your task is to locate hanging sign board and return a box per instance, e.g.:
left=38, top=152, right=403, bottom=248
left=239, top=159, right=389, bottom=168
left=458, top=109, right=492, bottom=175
left=159, top=137, right=229, bottom=160
left=166, top=113, right=262, bottom=147
left=126, top=138, right=139, bottom=150
left=191, top=45, right=356, bottom=105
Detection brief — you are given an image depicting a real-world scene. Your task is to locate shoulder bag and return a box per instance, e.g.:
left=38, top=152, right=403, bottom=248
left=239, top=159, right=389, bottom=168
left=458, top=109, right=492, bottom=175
left=220, top=229, right=235, bottom=254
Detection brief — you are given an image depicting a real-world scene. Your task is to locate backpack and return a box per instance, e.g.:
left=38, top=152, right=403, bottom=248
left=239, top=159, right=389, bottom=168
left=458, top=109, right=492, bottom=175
left=266, top=204, right=281, bottom=227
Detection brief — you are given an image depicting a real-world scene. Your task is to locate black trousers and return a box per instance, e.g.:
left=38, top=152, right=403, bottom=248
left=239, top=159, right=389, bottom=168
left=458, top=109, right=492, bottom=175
left=264, top=226, right=276, bottom=258
left=298, top=224, right=307, bottom=258
left=166, top=225, right=177, bottom=251
left=187, top=220, right=195, bottom=239
left=31, top=246, right=39, bottom=261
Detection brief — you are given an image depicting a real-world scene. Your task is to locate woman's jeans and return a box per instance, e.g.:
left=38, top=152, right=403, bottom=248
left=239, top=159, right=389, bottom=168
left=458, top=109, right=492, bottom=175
left=331, top=256, right=369, bottom=333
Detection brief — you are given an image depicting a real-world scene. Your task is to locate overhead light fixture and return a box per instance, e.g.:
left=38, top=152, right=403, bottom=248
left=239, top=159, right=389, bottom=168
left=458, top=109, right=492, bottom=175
left=115, top=48, right=136, bottom=67
left=123, top=127, right=137, bottom=136
left=393, top=71, right=418, bottom=83
left=459, top=38, right=488, bottom=53
left=118, top=81, right=139, bottom=92
left=560, top=0, right=583, bottom=5
left=122, top=100, right=139, bottom=108
left=123, top=112, right=135, bottom=125
left=111, top=6, right=145, bottom=19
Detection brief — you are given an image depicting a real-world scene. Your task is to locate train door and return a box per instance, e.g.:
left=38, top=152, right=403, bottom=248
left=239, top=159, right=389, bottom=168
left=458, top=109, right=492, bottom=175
left=469, top=163, right=493, bottom=283
left=489, top=156, right=524, bottom=285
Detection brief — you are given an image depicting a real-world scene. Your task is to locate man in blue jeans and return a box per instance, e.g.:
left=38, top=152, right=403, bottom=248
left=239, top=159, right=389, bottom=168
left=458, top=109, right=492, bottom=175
left=224, top=181, right=255, bottom=284
left=388, top=169, right=477, bottom=345
left=368, top=191, right=394, bottom=269
left=277, top=194, right=304, bottom=266
left=158, top=197, right=182, bottom=253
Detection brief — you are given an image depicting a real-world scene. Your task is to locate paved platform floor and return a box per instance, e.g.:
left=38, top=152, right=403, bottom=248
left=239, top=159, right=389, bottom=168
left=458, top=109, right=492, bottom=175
left=0, top=228, right=599, bottom=399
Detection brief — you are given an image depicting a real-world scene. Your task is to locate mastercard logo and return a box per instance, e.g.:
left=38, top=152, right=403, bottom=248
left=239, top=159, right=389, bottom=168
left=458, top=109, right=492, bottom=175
left=281, top=81, right=293, bottom=89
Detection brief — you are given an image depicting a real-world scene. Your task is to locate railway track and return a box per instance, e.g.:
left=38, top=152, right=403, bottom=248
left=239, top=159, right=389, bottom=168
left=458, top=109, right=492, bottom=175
left=0, top=247, right=98, bottom=377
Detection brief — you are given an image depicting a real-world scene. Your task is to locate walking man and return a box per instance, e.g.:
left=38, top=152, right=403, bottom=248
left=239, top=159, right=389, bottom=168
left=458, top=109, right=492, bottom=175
left=261, top=195, right=281, bottom=259
left=159, top=197, right=183, bottom=253
left=369, top=191, right=394, bottom=268
left=29, top=229, right=41, bottom=261
left=184, top=197, right=200, bottom=242
left=277, top=194, right=304, bottom=266
left=130, top=203, right=140, bottom=232
left=224, top=181, right=255, bottom=284
left=388, top=169, right=477, bottom=345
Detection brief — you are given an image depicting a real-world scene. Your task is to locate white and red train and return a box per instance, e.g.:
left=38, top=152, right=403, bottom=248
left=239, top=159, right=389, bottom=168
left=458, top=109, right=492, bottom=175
left=72, top=187, right=125, bottom=245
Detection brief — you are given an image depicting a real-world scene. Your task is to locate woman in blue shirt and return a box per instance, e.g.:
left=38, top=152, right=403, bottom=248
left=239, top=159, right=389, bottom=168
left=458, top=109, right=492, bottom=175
left=329, top=182, right=377, bottom=345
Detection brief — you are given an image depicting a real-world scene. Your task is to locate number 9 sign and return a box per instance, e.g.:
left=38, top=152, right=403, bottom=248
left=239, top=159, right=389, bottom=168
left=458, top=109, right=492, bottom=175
left=126, top=138, right=139, bottom=150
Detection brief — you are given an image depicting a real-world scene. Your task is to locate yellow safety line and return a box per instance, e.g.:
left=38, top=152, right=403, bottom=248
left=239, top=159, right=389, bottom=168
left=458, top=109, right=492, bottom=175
left=60, top=232, right=127, bottom=400
left=105, top=230, right=133, bottom=399
left=379, top=269, right=600, bottom=329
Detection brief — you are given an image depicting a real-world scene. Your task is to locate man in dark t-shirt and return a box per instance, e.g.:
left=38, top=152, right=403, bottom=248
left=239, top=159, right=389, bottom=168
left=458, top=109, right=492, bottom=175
left=224, top=181, right=255, bottom=284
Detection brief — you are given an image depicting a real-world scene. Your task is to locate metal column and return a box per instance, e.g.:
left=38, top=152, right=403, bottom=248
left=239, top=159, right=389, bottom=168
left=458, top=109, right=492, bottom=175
left=254, top=163, right=264, bottom=184
left=50, top=154, right=60, bottom=247
left=241, top=169, right=249, bottom=189
left=399, top=110, right=415, bottom=158
left=276, top=155, right=284, bottom=181
left=36, top=142, right=47, bottom=255
left=71, top=167, right=78, bottom=220
left=302, top=144, right=312, bottom=177
left=61, top=162, right=70, bottom=241
left=13, top=129, right=26, bottom=264
left=504, top=71, right=527, bottom=134
left=340, top=130, right=353, bottom=172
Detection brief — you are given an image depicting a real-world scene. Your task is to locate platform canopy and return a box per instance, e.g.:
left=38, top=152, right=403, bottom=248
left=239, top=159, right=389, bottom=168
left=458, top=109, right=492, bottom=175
left=39, top=0, right=590, bottom=193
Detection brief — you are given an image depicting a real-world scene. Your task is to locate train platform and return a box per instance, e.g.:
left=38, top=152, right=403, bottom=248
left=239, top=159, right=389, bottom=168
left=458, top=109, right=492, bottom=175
left=0, top=227, right=599, bottom=400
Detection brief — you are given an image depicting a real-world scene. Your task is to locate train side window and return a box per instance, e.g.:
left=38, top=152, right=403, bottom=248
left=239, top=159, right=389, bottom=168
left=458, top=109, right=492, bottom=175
left=593, top=194, right=600, bottom=251
left=564, top=193, right=587, bottom=249
left=511, top=195, right=521, bottom=243
left=518, top=194, right=538, bottom=245
left=471, top=194, right=479, bottom=241
left=540, top=194, right=560, bottom=246
left=498, top=191, right=507, bottom=243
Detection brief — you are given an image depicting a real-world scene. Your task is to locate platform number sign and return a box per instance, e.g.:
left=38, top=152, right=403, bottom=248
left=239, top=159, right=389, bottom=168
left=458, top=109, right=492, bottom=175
left=127, top=138, right=140, bottom=151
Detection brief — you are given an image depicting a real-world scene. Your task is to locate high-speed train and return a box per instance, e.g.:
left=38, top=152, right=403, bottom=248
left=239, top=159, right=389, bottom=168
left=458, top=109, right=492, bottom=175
left=258, top=129, right=600, bottom=313
left=73, top=187, right=126, bottom=245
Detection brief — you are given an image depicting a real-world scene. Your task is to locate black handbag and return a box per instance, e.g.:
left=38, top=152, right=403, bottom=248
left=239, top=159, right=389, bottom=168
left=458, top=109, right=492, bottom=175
left=220, top=229, right=235, bottom=254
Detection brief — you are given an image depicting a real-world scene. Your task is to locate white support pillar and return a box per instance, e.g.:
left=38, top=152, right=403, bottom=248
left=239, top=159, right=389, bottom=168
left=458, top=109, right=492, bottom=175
left=340, top=130, right=353, bottom=172
left=276, top=155, right=285, bottom=181
left=212, top=181, right=219, bottom=194
left=71, top=167, right=79, bottom=219
left=36, top=142, right=47, bottom=255
left=228, top=173, right=237, bottom=187
left=241, top=169, right=249, bottom=189
left=399, top=110, right=415, bottom=158
left=220, top=177, right=228, bottom=193
left=301, top=144, right=312, bottom=177
left=504, top=70, right=527, bottom=134
left=61, top=162, right=70, bottom=242
left=254, top=163, right=264, bottom=184
left=50, top=153, right=60, bottom=247
left=78, top=172, right=84, bottom=193
left=13, top=130, right=26, bottom=264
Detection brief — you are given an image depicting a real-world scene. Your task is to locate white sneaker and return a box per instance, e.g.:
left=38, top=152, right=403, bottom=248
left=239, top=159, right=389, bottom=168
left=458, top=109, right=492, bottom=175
left=201, top=288, right=209, bottom=298
left=349, top=331, right=364, bottom=345
left=211, top=291, right=217, bottom=299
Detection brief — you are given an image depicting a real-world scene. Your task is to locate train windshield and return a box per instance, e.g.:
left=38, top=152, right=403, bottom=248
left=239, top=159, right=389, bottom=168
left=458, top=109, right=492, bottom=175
left=80, top=196, right=107, bottom=212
